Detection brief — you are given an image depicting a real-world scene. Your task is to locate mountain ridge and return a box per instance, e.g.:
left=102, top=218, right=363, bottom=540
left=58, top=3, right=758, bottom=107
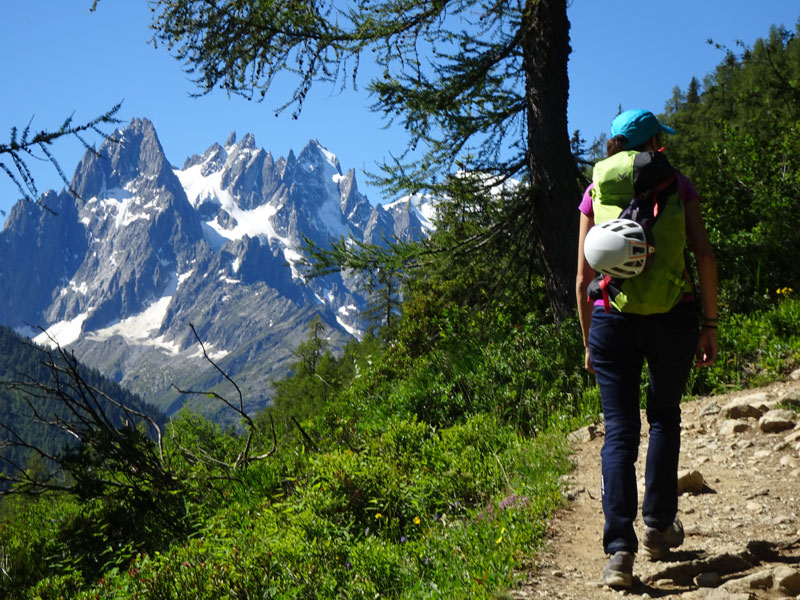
left=0, top=117, right=434, bottom=421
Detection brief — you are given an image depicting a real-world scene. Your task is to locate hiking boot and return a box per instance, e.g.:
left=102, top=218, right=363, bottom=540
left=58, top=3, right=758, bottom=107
left=641, top=518, right=684, bottom=560
left=601, top=551, right=634, bottom=588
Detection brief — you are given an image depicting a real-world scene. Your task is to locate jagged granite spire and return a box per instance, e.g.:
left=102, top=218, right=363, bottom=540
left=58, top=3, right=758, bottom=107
left=0, top=120, right=434, bottom=423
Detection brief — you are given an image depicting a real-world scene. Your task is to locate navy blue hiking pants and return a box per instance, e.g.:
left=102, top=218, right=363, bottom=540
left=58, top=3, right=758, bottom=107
left=588, top=301, right=698, bottom=555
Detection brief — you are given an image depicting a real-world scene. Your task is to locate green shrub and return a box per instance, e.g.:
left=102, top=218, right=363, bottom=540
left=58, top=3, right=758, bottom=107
left=688, top=297, right=800, bottom=395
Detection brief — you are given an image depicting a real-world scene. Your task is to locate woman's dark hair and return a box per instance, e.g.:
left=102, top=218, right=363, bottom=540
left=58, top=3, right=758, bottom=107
left=606, top=135, right=628, bottom=156
left=606, top=133, right=663, bottom=157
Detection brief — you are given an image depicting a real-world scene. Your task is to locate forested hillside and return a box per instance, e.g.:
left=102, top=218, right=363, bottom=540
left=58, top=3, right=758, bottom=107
left=0, top=20, right=798, bottom=600
left=661, top=24, right=800, bottom=314
left=0, top=326, right=165, bottom=488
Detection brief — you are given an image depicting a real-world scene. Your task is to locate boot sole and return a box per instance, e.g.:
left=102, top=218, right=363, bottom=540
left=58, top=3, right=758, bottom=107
left=602, top=571, right=632, bottom=588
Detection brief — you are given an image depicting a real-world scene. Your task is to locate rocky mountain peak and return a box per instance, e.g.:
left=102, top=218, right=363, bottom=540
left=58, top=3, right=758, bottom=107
left=182, top=142, right=227, bottom=176
left=71, top=118, right=174, bottom=202
left=295, top=139, right=342, bottom=184
left=238, top=132, right=257, bottom=150
left=0, top=118, right=434, bottom=422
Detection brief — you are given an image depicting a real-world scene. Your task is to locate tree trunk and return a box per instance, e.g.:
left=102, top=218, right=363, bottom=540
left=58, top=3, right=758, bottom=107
left=521, top=0, right=581, bottom=321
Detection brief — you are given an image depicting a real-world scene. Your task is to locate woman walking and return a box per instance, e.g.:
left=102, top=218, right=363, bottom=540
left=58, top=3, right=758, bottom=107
left=575, top=109, right=718, bottom=588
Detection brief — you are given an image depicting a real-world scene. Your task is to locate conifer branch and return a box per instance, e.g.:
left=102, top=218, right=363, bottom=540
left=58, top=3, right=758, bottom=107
left=0, top=104, right=122, bottom=204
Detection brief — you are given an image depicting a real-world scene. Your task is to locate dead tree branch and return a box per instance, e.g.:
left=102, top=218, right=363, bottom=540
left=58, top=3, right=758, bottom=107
left=0, top=330, right=170, bottom=498
left=171, top=323, right=277, bottom=470
left=291, top=416, right=320, bottom=453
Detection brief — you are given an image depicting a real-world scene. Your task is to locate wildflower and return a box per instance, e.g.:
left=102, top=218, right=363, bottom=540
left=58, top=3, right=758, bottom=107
left=400, top=536, right=407, bottom=544
left=345, top=560, right=352, bottom=571
left=364, top=527, right=370, bottom=536
left=499, top=494, right=531, bottom=511
left=495, top=527, right=506, bottom=545
left=413, top=516, right=421, bottom=525
left=375, top=512, right=382, bottom=519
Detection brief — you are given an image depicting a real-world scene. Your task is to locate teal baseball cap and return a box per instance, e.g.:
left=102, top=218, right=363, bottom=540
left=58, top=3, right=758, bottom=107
left=610, top=109, right=675, bottom=149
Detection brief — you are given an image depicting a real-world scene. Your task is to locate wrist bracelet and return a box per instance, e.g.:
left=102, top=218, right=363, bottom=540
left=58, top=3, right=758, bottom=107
left=703, top=316, right=718, bottom=322
left=702, top=324, right=717, bottom=330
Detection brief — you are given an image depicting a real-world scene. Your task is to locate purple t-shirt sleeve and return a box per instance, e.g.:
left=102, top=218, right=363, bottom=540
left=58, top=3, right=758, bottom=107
left=578, top=174, right=699, bottom=218
left=675, top=173, right=699, bottom=204
left=579, top=183, right=594, bottom=216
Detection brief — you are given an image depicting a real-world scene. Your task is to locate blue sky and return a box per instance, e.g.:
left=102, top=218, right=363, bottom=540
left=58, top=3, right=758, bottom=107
left=1, top=1, right=798, bottom=223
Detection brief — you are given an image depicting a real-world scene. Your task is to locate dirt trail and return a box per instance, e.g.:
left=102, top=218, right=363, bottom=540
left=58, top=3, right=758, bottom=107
left=513, top=376, right=800, bottom=599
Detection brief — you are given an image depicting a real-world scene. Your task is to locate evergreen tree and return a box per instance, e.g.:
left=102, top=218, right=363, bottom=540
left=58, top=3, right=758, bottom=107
left=149, top=0, right=582, bottom=319
left=664, top=23, right=800, bottom=311
left=362, top=265, right=403, bottom=336
left=686, top=76, right=701, bottom=104
left=666, top=85, right=686, bottom=113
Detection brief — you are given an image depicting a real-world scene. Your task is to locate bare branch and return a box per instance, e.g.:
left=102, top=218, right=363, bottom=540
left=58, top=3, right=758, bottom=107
left=291, top=416, right=319, bottom=453
left=189, top=322, right=246, bottom=417
left=172, top=324, right=279, bottom=470
left=0, top=332, right=170, bottom=499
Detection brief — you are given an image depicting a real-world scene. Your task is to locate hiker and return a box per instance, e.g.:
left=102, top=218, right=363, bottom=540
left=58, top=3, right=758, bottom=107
left=575, top=109, right=719, bottom=588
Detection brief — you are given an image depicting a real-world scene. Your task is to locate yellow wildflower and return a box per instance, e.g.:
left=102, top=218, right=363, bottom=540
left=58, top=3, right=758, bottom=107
left=495, top=527, right=506, bottom=545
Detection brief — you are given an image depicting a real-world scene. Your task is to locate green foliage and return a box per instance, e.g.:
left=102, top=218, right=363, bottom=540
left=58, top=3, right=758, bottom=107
left=4, top=295, right=798, bottom=598
left=149, top=0, right=531, bottom=196
left=325, top=304, right=595, bottom=435
left=33, top=416, right=570, bottom=600
left=0, top=430, right=192, bottom=596
left=412, top=177, right=553, bottom=318
left=688, top=296, right=800, bottom=395
left=663, top=24, right=800, bottom=312
left=0, top=493, right=82, bottom=597
left=270, top=316, right=337, bottom=421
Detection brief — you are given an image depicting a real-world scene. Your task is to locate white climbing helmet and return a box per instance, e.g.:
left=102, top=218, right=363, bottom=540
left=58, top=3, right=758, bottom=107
left=583, top=218, right=654, bottom=278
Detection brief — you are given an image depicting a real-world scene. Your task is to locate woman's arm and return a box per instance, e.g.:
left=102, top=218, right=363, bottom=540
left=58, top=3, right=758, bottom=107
left=685, top=198, right=718, bottom=367
left=576, top=212, right=596, bottom=372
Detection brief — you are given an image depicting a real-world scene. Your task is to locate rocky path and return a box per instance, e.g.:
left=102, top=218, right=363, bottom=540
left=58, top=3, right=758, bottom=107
left=513, top=375, right=800, bottom=599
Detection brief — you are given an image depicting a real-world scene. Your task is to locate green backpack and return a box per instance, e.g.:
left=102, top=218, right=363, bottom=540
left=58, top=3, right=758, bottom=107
left=588, top=150, right=693, bottom=315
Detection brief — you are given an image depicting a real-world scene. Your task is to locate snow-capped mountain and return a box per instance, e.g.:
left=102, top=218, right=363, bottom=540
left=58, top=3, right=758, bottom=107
left=0, top=118, right=434, bottom=420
